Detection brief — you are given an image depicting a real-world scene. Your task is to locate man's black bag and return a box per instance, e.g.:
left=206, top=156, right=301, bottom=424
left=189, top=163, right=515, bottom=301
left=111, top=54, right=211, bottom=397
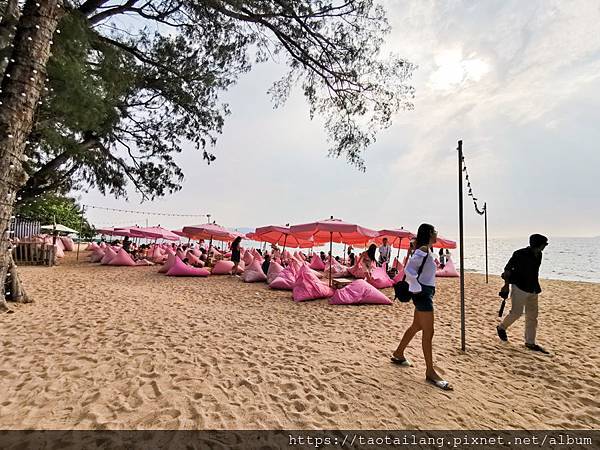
left=393, top=253, right=429, bottom=302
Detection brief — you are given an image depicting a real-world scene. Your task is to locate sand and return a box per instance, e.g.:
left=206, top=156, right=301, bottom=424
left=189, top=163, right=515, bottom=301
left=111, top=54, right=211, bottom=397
left=0, top=251, right=598, bottom=430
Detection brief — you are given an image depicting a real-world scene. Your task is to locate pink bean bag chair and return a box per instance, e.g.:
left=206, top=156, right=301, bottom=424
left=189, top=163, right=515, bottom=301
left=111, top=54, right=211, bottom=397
left=60, top=236, right=75, bottom=251
left=224, top=251, right=232, bottom=258
left=292, top=265, right=335, bottom=302
left=348, top=263, right=367, bottom=279
left=166, top=257, right=210, bottom=277
left=211, top=260, right=235, bottom=275
left=266, top=261, right=284, bottom=284
left=392, top=257, right=404, bottom=271
left=190, top=248, right=201, bottom=257
left=135, top=259, right=155, bottom=266
left=54, top=245, right=65, bottom=259
left=329, top=279, right=392, bottom=305
left=100, top=247, right=118, bottom=265
left=392, top=267, right=406, bottom=284
left=436, top=258, right=460, bottom=277
left=269, top=266, right=297, bottom=290
left=242, top=259, right=267, bottom=283
left=89, top=249, right=105, bottom=263
left=85, top=242, right=99, bottom=251
left=243, top=251, right=254, bottom=267
left=108, top=248, right=136, bottom=266
left=186, top=252, right=204, bottom=267
left=54, top=238, right=65, bottom=251
left=99, top=242, right=107, bottom=249
left=158, top=253, right=177, bottom=274
left=176, top=249, right=186, bottom=260
left=309, top=255, right=326, bottom=271
left=368, top=264, right=394, bottom=289
left=324, top=260, right=350, bottom=278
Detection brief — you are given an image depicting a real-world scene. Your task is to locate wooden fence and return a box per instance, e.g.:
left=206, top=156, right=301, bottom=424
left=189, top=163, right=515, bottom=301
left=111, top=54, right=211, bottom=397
left=12, top=242, right=56, bottom=266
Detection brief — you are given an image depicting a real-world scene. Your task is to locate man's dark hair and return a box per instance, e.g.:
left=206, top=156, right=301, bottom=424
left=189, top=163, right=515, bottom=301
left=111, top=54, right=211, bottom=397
left=529, top=234, right=548, bottom=248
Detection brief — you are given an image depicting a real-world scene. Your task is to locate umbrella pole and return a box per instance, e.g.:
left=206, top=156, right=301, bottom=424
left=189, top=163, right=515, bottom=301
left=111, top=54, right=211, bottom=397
left=282, top=234, right=288, bottom=262
left=343, top=244, right=346, bottom=264
left=329, top=232, right=333, bottom=287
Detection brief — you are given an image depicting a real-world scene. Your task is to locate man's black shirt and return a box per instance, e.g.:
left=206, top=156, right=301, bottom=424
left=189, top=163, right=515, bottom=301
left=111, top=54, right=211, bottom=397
left=504, top=247, right=542, bottom=294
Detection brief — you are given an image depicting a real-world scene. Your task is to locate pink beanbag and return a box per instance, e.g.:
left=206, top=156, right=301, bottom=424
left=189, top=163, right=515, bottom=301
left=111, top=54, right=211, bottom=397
left=348, top=263, right=367, bottom=279
left=292, top=265, right=335, bottom=302
left=393, top=267, right=405, bottom=284
left=60, top=236, right=75, bottom=251
left=269, top=267, right=297, bottom=290
left=100, top=247, right=118, bottom=265
left=392, top=257, right=404, bottom=271
left=108, top=248, right=136, bottom=266
left=243, top=251, right=254, bottom=267
left=436, top=258, right=460, bottom=277
left=55, top=238, right=65, bottom=251
left=186, top=252, right=204, bottom=267
left=54, top=245, right=65, bottom=259
left=158, top=253, right=177, bottom=274
left=324, top=260, right=350, bottom=278
left=166, top=257, right=210, bottom=277
left=176, top=249, right=186, bottom=260
left=86, top=242, right=99, bottom=251
left=90, top=249, right=105, bottom=263
left=330, top=279, right=392, bottom=305
left=211, top=260, right=235, bottom=275
left=242, top=259, right=267, bottom=283
left=368, top=264, right=394, bottom=289
left=309, top=255, right=326, bottom=271
left=266, top=261, right=284, bottom=284
left=135, top=259, right=155, bottom=266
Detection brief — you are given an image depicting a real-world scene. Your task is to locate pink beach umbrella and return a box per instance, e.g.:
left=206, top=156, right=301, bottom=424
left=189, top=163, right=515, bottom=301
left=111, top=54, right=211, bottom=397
left=289, top=217, right=379, bottom=285
left=131, top=226, right=180, bottom=241
left=375, top=228, right=415, bottom=261
left=182, top=223, right=240, bottom=250
left=252, top=225, right=316, bottom=255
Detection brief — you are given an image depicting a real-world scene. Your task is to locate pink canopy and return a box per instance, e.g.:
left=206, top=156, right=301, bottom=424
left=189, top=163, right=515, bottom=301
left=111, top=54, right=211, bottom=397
left=374, top=229, right=415, bottom=248
left=181, top=223, right=238, bottom=242
left=289, top=217, right=379, bottom=284
left=289, top=217, right=378, bottom=245
left=251, top=225, right=316, bottom=249
left=132, top=226, right=180, bottom=241
left=386, top=234, right=457, bottom=250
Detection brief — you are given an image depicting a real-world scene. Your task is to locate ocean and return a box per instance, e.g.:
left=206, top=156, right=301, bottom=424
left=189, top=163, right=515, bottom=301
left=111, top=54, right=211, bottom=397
left=460, top=237, right=600, bottom=284
left=282, top=237, right=600, bottom=284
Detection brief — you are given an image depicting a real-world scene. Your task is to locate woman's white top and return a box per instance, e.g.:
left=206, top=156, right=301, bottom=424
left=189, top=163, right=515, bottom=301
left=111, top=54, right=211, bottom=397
left=405, top=249, right=437, bottom=293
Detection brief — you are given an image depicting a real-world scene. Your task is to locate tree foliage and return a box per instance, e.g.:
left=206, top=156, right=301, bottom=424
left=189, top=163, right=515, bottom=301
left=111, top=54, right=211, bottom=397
left=5, top=0, right=415, bottom=203
left=15, top=195, right=95, bottom=239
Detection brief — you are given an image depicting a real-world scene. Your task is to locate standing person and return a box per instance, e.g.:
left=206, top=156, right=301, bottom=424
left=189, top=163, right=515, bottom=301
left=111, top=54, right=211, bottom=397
left=439, top=248, right=446, bottom=269
left=378, top=238, right=392, bottom=267
left=391, top=224, right=452, bottom=391
left=230, top=236, right=242, bottom=276
left=261, top=254, right=271, bottom=276
left=496, top=234, right=550, bottom=354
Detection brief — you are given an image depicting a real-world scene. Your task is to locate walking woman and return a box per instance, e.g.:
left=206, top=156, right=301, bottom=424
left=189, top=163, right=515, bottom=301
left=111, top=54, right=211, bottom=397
left=230, top=236, right=242, bottom=275
left=391, top=223, right=453, bottom=391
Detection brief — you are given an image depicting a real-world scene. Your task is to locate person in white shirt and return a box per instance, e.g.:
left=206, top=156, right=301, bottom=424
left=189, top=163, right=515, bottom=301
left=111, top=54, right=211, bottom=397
left=391, top=223, right=453, bottom=391
left=378, top=238, right=392, bottom=266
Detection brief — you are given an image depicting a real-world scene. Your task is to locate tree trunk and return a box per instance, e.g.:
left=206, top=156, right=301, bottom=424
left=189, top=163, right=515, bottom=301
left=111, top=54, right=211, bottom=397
left=0, top=0, right=64, bottom=313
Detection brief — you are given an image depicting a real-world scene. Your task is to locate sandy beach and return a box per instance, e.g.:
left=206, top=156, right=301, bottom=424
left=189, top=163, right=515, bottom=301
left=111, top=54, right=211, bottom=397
left=1, top=251, right=598, bottom=430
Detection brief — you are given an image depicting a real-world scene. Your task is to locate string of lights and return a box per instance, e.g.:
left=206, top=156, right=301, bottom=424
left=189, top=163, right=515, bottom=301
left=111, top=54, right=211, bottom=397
left=461, top=155, right=486, bottom=216
left=84, top=204, right=207, bottom=218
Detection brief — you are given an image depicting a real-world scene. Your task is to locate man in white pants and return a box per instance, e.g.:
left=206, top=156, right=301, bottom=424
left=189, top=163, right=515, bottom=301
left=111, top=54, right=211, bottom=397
left=496, top=234, right=549, bottom=354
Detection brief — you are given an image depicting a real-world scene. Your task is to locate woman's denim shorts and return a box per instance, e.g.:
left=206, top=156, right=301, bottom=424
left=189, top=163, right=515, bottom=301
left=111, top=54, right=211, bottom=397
left=412, top=284, right=435, bottom=312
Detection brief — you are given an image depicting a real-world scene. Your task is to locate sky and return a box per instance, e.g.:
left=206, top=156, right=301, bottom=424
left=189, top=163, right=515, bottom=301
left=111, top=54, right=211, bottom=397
left=80, top=0, right=600, bottom=239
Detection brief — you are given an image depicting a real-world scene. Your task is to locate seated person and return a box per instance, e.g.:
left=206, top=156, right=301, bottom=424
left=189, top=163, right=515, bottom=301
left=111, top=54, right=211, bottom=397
left=354, top=244, right=377, bottom=280
left=261, top=254, right=271, bottom=275
left=320, top=251, right=326, bottom=262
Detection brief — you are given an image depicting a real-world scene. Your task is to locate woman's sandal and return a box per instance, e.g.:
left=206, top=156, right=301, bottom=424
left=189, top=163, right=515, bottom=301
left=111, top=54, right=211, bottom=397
left=426, top=377, right=453, bottom=391
left=390, top=356, right=412, bottom=367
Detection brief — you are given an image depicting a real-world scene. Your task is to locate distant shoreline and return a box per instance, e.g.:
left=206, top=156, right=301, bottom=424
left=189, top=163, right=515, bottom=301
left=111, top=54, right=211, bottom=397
left=464, top=270, right=600, bottom=285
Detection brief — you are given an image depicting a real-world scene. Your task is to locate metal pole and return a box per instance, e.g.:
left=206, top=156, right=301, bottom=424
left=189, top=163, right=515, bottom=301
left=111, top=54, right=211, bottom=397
left=329, top=232, right=333, bottom=286
left=458, top=140, right=466, bottom=352
left=484, top=202, right=489, bottom=284
left=76, top=205, right=85, bottom=261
